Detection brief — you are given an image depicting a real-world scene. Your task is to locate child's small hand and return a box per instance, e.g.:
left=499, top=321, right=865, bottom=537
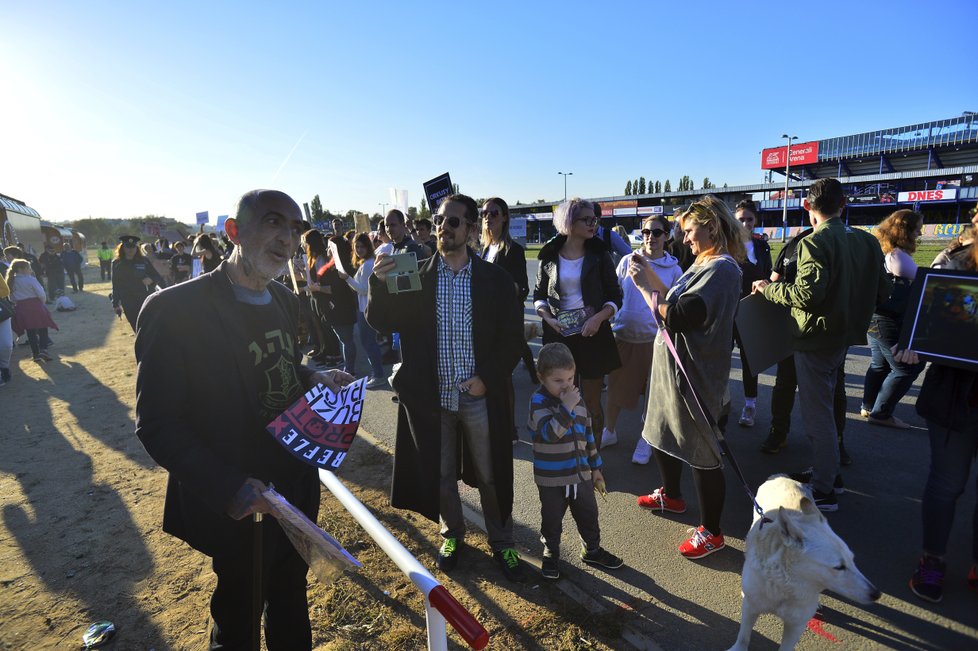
left=592, top=469, right=607, bottom=499
left=560, top=386, right=580, bottom=410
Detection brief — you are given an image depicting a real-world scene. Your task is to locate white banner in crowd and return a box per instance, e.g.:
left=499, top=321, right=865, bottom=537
left=390, top=188, right=409, bottom=216
left=509, top=217, right=527, bottom=238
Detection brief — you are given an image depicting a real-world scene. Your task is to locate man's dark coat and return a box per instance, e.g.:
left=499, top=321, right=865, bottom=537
left=365, top=250, right=523, bottom=522
left=135, top=263, right=317, bottom=557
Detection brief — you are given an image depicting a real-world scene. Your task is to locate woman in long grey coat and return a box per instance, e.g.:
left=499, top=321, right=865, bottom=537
left=627, top=196, right=744, bottom=560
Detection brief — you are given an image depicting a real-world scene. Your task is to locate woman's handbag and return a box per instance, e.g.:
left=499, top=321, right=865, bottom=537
left=0, top=297, right=14, bottom=323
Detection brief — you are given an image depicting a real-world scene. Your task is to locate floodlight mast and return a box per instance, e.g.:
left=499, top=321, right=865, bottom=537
left=780, top=134, right=798, bottom=243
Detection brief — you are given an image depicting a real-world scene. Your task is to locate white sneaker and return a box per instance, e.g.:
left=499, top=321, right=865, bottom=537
left=738, top=405, right=755, bottom=427
left=601, top=428, right=618, bottom=448
left=366, top=376, right=388, bottom=389
left=632, top=437, right=652, bottom=464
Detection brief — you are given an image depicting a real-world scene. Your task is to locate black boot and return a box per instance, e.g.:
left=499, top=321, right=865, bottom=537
left=760, top=428, right=787, bottom=454
left=0, top=367, right=9, bottom=383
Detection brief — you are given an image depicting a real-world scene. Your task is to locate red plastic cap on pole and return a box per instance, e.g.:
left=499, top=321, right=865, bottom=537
left=428, top=585, right=489, bottom=650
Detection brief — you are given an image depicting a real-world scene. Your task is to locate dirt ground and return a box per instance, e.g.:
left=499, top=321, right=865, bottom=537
left=0, top=269, right=631, bottom=650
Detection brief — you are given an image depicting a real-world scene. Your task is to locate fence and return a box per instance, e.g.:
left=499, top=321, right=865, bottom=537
left=318, top=469, right=489, bottom=651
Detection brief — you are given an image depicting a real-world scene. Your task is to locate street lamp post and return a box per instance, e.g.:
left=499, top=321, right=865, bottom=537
left=780, top=134, right=797, bottom=242
left=557, top=172, right=573, bottom=201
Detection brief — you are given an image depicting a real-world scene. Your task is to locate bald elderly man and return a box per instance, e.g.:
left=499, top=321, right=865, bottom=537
left=135, top=189, right=352, bottom=649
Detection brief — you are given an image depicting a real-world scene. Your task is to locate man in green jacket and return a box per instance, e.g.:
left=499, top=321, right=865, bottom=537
left=753, top=178, right=890, bottom=512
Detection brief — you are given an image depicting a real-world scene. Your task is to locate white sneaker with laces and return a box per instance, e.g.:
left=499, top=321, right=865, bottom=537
left=366, top=376, right=388, bottom=389
left=738, top=404, right=755, bottom=427
left=632, top=437, right=652, bottom=464
left=601, top=428, right=618, bottom=448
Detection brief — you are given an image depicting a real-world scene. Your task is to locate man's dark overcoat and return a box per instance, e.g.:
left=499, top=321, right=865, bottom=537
left=365, top=250, right=523, bottom=522
left=135, top=263, right=317, bottom=557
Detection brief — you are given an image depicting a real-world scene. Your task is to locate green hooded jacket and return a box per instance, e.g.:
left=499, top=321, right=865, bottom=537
left=762, top=217, right=892, bottom=351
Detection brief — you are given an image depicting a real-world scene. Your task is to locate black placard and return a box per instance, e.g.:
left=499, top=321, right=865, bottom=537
left=423, top=172, right=453, bottom=213
left=897, top=267, right=978, bottom=372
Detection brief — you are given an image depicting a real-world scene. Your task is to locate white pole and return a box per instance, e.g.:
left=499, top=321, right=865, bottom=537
left=319, top=469, right=449, bottom=648
left=781, top=135, right=795, bottom=242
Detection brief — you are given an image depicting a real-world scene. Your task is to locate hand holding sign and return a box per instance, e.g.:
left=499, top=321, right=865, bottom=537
left=266, top=376, right=368, bottom=471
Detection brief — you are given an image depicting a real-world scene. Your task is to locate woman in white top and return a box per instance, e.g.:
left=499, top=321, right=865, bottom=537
left=340, top=233, right=387, bottom=388
left=532, top=198, right=623, bottom=447
left=861, top=209, right=926, bottom=428
left=605, top=214, right=684, bottom=460
left=6, top=259, right=58, bottom=363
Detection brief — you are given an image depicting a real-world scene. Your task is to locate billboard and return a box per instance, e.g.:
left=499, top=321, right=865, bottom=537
left=897, top=189, right=957, bottom=202
left=761, top=141, right=819, bottom=170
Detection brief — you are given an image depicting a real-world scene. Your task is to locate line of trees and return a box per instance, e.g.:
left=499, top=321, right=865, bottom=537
left=624, top=176, right=721, bottom=196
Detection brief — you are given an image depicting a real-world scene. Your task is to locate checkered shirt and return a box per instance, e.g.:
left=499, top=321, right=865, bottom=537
left=436, top=255, right=475, bottom=411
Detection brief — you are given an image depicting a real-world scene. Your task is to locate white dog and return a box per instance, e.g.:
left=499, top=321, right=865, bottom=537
left=727, top=475, right=881, bottom=651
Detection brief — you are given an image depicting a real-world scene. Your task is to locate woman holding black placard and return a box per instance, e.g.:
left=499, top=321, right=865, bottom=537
left=907, top=241, right=978, bottom=604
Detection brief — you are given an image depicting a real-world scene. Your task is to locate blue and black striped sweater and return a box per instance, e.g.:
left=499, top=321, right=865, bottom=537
left=527, top=389, right=602, bottom=487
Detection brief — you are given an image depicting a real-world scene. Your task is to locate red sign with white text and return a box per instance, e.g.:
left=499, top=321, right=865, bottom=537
left=761, top=141, right=819, bottom=170
left=897, top=189, right=957, bottom=203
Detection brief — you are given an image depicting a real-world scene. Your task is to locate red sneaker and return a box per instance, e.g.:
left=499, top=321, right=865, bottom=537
left=679, top=526, right=725, bottom=560
left=637, top=487, right=687, bottom=514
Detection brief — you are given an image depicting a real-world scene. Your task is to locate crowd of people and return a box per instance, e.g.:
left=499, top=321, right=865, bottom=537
left=1, top=182, right=975, bottom=646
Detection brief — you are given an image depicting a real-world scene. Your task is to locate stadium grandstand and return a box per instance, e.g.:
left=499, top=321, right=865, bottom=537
left=513, top=112, right=978, bottom=243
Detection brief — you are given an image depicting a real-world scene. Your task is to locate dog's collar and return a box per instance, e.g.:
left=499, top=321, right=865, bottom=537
left=759, top=515, right=773, bottom=530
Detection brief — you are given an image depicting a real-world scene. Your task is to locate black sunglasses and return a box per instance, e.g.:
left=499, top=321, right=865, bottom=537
left=480, top=208, right=501, bottom=218
left=642, top=228, right=667, bottom=238
left=434, top=214, right=471, bottom=228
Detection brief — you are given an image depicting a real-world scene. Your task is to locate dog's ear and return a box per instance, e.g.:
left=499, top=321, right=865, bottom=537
left=798, top=496, right=828, bottom=523
left=778, top=506, right=804, bottom=546
left=799, top=495, right=819, bottom=516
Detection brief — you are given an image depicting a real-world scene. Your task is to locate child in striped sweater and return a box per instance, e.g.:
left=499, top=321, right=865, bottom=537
left=528, top=343, right=623, bottom=580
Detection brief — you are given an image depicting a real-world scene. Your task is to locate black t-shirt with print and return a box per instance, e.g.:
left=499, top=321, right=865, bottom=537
left=228, top=296, right=304, bottom=424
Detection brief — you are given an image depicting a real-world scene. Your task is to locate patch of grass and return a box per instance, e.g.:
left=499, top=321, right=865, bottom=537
left=768, top=240, right=948, bottom=269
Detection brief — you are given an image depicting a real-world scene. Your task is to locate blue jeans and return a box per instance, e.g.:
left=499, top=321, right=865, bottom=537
left=921, top=419, right=978, bottom=561
left=357, top=311, right=384, bottom=378
left=331, top=323, right=357, bottom=375
left=862, top=315, right=926, bottom=419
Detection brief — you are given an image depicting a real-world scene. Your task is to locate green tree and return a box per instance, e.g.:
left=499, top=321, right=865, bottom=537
left=638, top=177, right=646, bottom=194
left=310, top=194, right=324, bottom=222
left=633, top=179, right=639, bottom=195
left=625, top=180, right=633, bottom=195
left=407, top=206, right=418, bottom=220
left=655, top=180, right=662, bottom=193
left=664, top=180, right=672, bottom=193
left=703, top=177, right=713, bottom=190
left=419, top=198, right=431, bottom=220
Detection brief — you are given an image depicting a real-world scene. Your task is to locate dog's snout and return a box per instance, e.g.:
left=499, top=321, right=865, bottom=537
left=869, top=586, right=882, bottom=601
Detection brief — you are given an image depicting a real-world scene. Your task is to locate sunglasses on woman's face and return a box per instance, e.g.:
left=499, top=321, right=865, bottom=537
left=574, top=216, right=597, bottom=227
left=642, top=229, right=666, bottom=238
left=434, top=214, right=466, bottom=228
left=480, top=208, right=501, bottom=219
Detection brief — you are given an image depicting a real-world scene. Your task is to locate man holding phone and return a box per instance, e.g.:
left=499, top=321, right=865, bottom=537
left=366, top=194, right=526, bottom=582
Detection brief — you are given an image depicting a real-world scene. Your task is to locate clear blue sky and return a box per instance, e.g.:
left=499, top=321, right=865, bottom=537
left=2, top=0, right=976, bottom=224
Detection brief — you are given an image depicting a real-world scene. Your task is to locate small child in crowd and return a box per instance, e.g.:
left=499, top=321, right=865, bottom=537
left=527, top=343, right=623, bottom=579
